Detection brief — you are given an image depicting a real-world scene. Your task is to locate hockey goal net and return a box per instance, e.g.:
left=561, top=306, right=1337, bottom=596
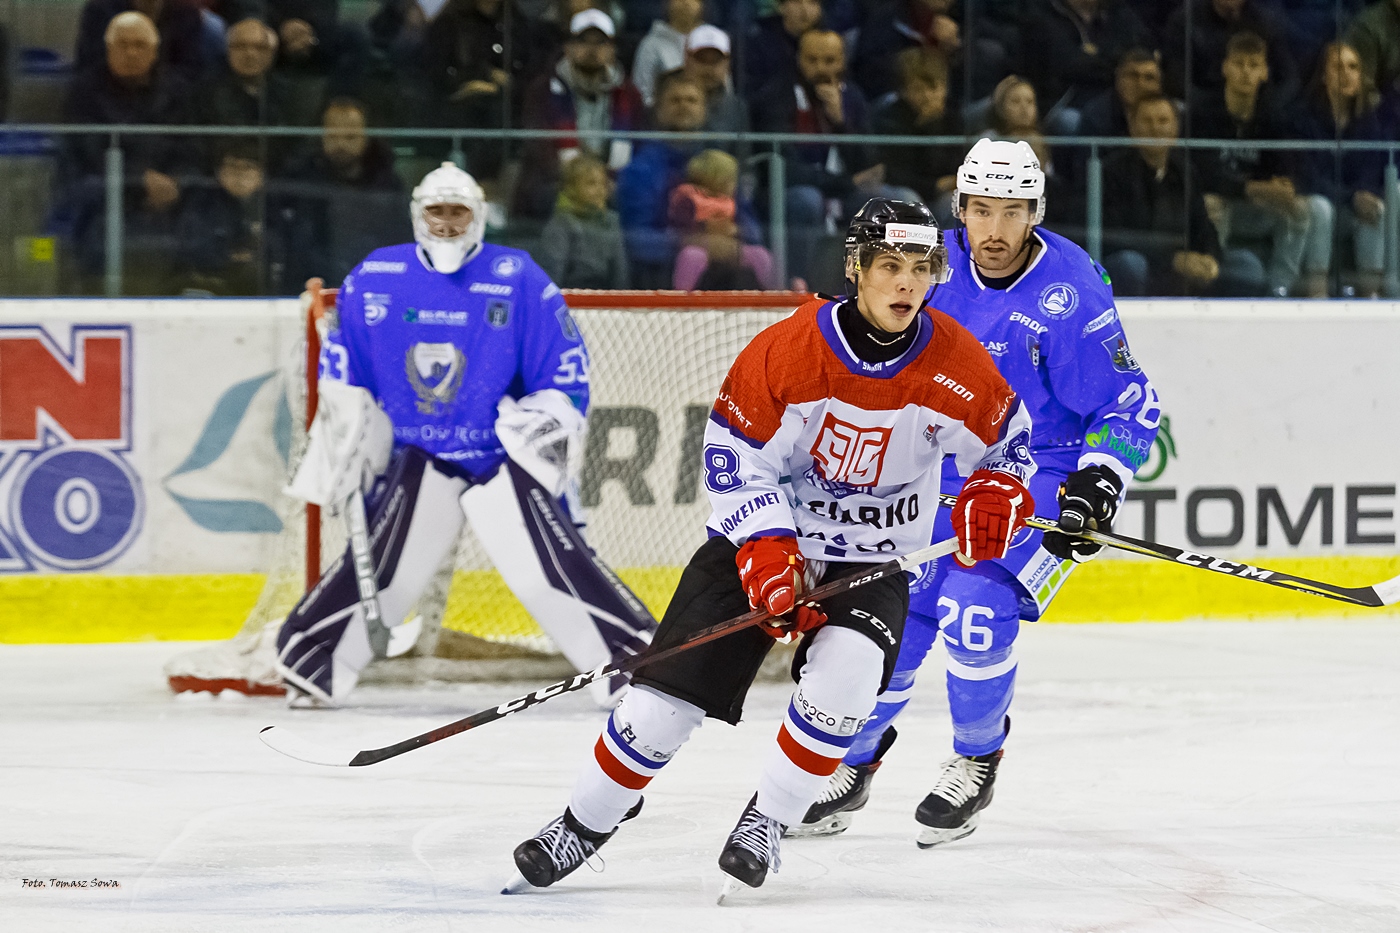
left=169, top=288, right=809, bottom=692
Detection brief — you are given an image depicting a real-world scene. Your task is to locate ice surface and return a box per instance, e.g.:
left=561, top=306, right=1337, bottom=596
left=3, top=620, right=1398, bottom=932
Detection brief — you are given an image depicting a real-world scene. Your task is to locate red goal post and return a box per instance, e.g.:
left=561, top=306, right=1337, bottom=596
left=300, top=285, right=812, bottom=594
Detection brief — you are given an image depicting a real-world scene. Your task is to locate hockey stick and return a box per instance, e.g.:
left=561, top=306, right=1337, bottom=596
left=259, top=536, right=961, bottom=767
left=937, top=493, right=1400, bottom=608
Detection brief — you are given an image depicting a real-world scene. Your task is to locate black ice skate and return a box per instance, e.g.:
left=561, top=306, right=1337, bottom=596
left=914, top=748, right=1002, bottom=849
left=502, top=798, right=643, bottom=893
left=717, top=794, right=785, bottom=904
left=788, top=727, right=898, bottom=838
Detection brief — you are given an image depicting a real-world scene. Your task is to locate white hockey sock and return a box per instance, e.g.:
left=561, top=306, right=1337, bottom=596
left=757, top=626, right=886, bottom=826
left=569, top=685, right=704, bottom=834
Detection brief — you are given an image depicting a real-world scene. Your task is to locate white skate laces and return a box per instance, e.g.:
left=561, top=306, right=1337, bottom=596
left=535, top=816, right=606, bottom=874
left=730, top=806, right=784, bottom=874
left=928, top=754, right=991, bottom=806
left=814, top=762, right=858, bottom=804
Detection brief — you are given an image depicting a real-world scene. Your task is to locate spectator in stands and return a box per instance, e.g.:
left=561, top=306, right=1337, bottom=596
left=632, top=0, right=705, bottom=106
left=851, top=0, right=964, bottom=102
left=538, top=153, right=630, bottom=288
left=178, top=142, right=284, bottom=294
left=195, top=17, right=316, bottom=170
left=987, top=75, right=1052, bottom=174
left=751, top=28, right=888, bottom=286
left=422, top=0, right=520, bottom=177
left=1077, top=47, right=1163, bottom=138
left=252, top=0, right=368, bottom=99
left=62, top=11, right=197, bottom=288
left=1101, top=94, right=1262, bottom=296
left=669, top=148, right=776, bottom=289
left=1193, top=31, right=1317, bottom=296
left=873, top=47, right=962, bottom=225
left=744, top=0, right=822, bottom=102
left=1164, top=0, right=1299, bottom=103
left=77, top=0, right=208, bottom=83
left=516, top=8, right=644, bottom=219
left=1346, top=0, right=1400, bottom=107
left=1021, top=0, right=1150, bottom=122
left=615, top=71, right=727, bottom=286
left=1296, top=41, right=1389, bottom=297
left=683, top=24, right=748, bottom=136
left=279, top=97, right=408, bottom=287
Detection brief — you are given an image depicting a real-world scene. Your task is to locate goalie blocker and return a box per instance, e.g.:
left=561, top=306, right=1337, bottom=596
left=277, top=446, right=656, bottom=706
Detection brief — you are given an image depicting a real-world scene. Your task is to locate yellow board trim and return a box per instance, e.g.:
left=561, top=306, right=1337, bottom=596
left=1, top=556, right=1398, bottom=644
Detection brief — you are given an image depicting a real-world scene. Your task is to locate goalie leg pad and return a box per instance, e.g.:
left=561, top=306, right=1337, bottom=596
left=461, top=460, right=658, bottom=703
left=277, top=447, right=467, bottom=703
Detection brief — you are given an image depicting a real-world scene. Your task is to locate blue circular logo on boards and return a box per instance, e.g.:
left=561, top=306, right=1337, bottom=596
left=13, top=446, right=144, bottom=569
left=1038, top=282, right=1078, bottom=317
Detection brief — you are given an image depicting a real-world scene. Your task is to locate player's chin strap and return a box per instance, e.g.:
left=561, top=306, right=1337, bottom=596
left=935, top=493, right=1400, bottom=608
left=258, top=536, right=963, bottom=768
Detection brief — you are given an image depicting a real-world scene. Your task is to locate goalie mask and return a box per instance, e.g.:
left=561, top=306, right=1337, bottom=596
left=954, top=138, right=1046, bottom=225
left=844, top=198, right=951, bottom=290
left=411, top=162, right=487, bottom=274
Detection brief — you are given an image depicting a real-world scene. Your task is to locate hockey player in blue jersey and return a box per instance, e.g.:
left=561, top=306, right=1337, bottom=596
left=791, top=139, right=1161, bottom=845
left=276, top=162, right=655, bottom=707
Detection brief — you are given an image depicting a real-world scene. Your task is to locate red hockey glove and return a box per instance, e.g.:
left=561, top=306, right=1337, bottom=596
left=737, top=536, right=805, bottom=616
left=951, top=469, right=1034, bottom=565
left=757, top=605, right=829, bottom=640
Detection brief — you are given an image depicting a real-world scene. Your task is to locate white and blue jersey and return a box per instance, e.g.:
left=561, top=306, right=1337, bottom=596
left=319, top=242, right=590, bottom=480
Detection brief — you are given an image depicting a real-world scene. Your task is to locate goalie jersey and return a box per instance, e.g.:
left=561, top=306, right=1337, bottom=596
left=705, top=297, right=1036, bottom=562
left=319, top=242, right=590, bottom=478
left=931, top=227, right=1160, bottom=485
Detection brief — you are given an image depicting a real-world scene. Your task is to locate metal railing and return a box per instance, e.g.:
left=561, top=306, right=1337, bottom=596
left=4, top=122, right=1399, bottom=297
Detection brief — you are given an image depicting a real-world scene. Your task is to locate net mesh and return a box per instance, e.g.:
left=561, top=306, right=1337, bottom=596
left=227, top=291, right=805, bottom=657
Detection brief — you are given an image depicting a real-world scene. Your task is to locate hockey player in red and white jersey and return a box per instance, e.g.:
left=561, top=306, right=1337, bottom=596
left=505, top=199, right=1038, bottom=898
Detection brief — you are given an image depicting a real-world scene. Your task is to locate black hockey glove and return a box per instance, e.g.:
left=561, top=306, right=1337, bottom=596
left=1042, top=464, right=1124, bottom=563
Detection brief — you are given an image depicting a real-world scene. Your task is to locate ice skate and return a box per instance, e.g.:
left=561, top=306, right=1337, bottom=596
left=716, top=794, right=784, bottom=903
left=914, top=749, right=1001, bottom=848
left=788, top=727, right=898, bottom=838
left=504, top=798, right=643, bottom=892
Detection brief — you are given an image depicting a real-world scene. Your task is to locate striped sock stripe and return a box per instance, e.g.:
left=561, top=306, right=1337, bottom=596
left=593, top=738, right=652, bottom=791
left=777, top=724, right=844, bottom=776
left=784, top=701, right=860, bottom=749
left=604, top=717, right=668, bottom=772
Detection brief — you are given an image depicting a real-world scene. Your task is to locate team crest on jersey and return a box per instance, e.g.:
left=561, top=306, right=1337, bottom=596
left=555, top=306, right=580, bottom=341
left=1025, top=334, right=1041, bottom=367
left=487, top=299, right=511, bottom=328
left=405, top=343, right=466, bottom=414
left=492, top=255, right=523, bottom=278
left=810, top=413, right=891, bottom=487
left=363, top=293, right=390, bottom=326
left=1101, top=333, right=1141, bottom=373
left=1039, top=282, right=1078, bottom=317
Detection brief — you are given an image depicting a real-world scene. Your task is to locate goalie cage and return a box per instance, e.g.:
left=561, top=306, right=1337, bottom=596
left=165, top=287, right=812, bottom=697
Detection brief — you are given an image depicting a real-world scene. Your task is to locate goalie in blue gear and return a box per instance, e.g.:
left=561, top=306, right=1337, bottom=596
left=790, top=140, right=1161, bottom=845
left=276, top=163, right=656, bottom=708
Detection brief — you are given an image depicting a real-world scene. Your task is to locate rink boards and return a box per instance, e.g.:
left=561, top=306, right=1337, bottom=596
left=0, top=297, right=1397, bottom=643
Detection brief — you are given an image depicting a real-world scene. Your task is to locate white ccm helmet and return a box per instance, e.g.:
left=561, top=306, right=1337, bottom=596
left=954, top=139, right=1046, bottom=225
left=411, top=162, right=487, bottom=274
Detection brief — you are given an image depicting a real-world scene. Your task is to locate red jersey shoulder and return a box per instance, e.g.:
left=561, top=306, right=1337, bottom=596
left=713, top=299, right=830, bottom=443
left=905, top=310, right=1018, bottom=441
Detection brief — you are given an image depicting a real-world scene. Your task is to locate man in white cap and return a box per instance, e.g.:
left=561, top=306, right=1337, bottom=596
left=682, top=24, right=747, bottom=136
left=516, top=7, right=644, bottom=218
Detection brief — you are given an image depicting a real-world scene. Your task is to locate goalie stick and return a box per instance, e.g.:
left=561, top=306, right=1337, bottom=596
left=258, top=536, right=963, bottom=768
left=937, top=493, right=1400, bottom=608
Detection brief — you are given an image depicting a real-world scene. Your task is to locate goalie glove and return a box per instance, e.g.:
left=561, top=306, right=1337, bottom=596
left=1043, top=464, right=1124, bottom=563
left=951, top=469, right=1033, bottom=565
left=495, top=390, right=585, bottom=497
left=287, top=381, right=393, bottom=508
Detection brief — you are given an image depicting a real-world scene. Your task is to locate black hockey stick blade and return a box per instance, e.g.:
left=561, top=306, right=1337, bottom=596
left=938, top=493, right=1400, bottom=608
left=259, top=537, right=960, bottom=768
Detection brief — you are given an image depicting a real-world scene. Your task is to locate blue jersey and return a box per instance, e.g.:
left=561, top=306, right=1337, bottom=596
left=320, top=242, right=590, bottom=479
left=929, top=227, right=1160, bottom=486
